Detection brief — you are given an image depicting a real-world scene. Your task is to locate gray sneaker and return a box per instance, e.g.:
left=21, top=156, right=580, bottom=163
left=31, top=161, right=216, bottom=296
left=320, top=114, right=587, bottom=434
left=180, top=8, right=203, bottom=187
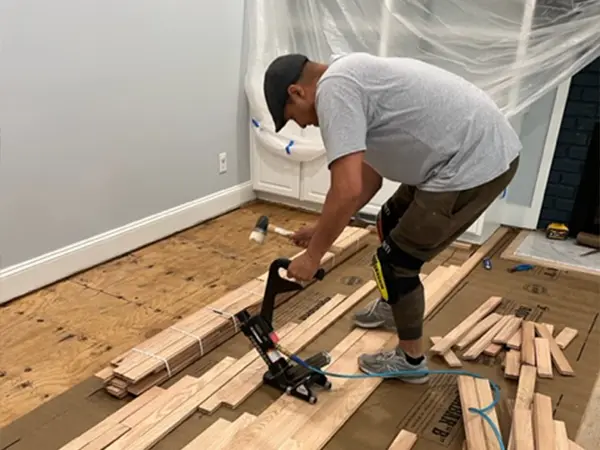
left=358, top=348, right=430, bottom=384
left=353, top=298, right=396, bottom=330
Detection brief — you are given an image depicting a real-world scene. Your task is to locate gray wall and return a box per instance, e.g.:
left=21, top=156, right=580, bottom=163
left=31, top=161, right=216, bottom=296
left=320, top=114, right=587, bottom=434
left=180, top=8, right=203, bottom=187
left=0, top=0, right=251, bottom=268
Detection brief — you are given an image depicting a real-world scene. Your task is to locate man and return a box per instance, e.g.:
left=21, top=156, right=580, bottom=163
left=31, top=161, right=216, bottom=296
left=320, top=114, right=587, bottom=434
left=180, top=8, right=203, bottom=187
left=263, top=52, right=521, bottom=383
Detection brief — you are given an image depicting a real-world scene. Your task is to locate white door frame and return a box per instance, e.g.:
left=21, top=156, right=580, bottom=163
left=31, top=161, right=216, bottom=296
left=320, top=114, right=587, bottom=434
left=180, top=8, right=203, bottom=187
left=500, top=77, right=572, bottom=229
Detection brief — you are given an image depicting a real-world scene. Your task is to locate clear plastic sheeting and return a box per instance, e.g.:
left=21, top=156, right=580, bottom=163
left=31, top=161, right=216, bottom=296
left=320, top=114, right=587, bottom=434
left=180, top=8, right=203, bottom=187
left=245, top=0, right=600, bottom=162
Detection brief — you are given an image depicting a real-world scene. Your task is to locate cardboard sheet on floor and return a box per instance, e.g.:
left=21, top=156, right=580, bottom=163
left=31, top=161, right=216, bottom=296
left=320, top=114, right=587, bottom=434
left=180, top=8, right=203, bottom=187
left=1, top=233, right=598, bottom=450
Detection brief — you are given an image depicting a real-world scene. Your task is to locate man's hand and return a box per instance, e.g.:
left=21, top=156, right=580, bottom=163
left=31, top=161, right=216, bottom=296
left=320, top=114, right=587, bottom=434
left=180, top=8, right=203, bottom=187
left=287, top=251, right=321, bottom=282
left=290, top=225, right=316, bottom=248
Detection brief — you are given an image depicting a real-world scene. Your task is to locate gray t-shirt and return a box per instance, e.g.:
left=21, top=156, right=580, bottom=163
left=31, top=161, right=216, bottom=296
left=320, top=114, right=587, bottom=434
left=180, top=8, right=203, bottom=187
left=315, top=52, right=522, bottom=191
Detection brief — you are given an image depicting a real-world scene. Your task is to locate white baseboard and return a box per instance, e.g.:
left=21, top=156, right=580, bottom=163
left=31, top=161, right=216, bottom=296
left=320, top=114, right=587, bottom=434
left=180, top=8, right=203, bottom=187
left=0, top=181, right=256, bottom=305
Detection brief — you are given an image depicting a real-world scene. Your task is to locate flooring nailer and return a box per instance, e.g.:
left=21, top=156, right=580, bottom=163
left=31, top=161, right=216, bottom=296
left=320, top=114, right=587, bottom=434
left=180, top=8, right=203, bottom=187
left=235, top=258, right=332, bottom=404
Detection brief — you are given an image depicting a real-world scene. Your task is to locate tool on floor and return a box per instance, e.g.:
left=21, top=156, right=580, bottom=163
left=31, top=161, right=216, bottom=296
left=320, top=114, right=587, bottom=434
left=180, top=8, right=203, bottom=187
left=235, top=258, right=332, bottom=405
left=483, top=258, right=492, bottom=270
left=508, top=263, right=534, bottom=273
left=545, top=222, right=569, bottom=240
left=249, top=215, right=294, bottom=244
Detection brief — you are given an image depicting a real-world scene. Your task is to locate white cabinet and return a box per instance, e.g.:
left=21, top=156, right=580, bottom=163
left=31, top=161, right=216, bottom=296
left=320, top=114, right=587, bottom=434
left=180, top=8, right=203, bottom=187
left=299, top=156, right=329, bottom=203
left=250, top=130, right=301, bottom=198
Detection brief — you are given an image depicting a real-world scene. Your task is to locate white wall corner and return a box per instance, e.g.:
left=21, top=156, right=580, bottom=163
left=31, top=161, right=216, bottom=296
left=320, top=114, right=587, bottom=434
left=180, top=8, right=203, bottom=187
left=0, top=182, right=256, bottom=305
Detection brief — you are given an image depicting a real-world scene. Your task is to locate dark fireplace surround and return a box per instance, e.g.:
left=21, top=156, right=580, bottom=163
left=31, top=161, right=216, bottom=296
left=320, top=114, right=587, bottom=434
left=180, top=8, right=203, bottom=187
left=538, top=56, right=600, bottom=238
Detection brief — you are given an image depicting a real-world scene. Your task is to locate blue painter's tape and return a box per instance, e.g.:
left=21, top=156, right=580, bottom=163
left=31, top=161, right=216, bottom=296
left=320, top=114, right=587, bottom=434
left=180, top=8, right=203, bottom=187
left=251, top=118, right=260, bottom=128
left=285, top=140, right=294, bottom=155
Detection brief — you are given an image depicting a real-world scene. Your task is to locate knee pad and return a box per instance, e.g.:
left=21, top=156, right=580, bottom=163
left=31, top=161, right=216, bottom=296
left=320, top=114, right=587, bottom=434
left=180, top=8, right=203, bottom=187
left=376, top=201, right=398, bottom=243
left=371, top=240, right=423, bottom=304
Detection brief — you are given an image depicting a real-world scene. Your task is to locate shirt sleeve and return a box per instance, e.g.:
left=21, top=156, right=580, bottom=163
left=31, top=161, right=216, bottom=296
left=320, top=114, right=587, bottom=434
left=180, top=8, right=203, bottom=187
left=315, top=77, right=368, bottom=167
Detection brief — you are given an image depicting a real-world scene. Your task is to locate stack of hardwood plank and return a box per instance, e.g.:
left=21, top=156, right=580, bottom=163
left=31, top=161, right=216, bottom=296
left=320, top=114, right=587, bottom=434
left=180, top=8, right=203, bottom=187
left=429, top=298, right=578, bottom=379
left=95, top=226, right=372, bottom=398
left=458, top=365, right=587, bottom=449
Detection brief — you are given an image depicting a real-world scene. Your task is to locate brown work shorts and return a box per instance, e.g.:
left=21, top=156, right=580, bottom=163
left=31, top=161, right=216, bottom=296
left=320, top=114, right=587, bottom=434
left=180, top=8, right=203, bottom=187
left=387, top=156, right=520, bottom=276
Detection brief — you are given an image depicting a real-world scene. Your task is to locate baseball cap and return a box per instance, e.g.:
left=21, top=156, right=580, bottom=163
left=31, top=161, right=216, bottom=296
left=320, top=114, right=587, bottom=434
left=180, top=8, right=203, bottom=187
left=263, top=53, right=309, bottom=132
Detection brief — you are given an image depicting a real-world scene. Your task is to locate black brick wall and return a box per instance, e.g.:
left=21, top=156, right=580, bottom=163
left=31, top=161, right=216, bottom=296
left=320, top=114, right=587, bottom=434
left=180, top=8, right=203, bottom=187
left=538, top=56, right=600, bottom=229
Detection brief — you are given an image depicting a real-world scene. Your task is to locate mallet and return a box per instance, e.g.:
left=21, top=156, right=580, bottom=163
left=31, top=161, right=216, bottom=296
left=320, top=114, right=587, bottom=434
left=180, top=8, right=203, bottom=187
left=249, top=215, right=294, bottom=244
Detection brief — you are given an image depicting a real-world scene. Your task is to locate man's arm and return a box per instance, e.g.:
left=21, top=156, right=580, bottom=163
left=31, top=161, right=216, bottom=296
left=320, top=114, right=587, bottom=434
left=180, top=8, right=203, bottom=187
left=356, top=161, right=382, bottom=211
left=306, top=152, right=365, bottom=261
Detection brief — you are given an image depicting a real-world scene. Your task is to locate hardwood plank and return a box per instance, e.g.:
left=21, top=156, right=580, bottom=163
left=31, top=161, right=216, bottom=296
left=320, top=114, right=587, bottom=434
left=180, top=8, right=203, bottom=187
left=534, top=323, right=575, bottom=376
left=493, top=317, right=523, bottom=345
left=515, top=365, right=537, bottom=409
left=474, top=377, right=502, bottom=450
left=226, top=329, right=390, bottom=449
left=504, top=350, right=521, bottom=379
left=58, top=386, right=164, bottom=450
left=532, top=393, right=555, bottom=450
left=554, top=420, right=570, bottom=450
left=507, top=328, right=522, bottom=350
left=105, top=358, right=236, bottom=450
left=507, top=365, right=537, bottom=450
left=521, top=321, right=536, bottom=366
left=387, top=429, right=418, bottom=450
left=457, top=376, right=487, bottom=450
left=181, top=418, right=232, bottom=450
left=201, top=283, right=377, bottom=412
left=541, top=323, right=554, bottom=336
left=455, top=313, right=502, bottom=350
left=462, top=315, right=511, bottom=361
left=430, top=296, right=503, bottom=355
left=513, top=408, right=534, bottom=450
left=534, top=338, right=553, bottom=379
left=80, top=424, right=129, bottom=450
left=430, top=337, right=462, bottom=368
left=555, top=327, right=578, bottom=350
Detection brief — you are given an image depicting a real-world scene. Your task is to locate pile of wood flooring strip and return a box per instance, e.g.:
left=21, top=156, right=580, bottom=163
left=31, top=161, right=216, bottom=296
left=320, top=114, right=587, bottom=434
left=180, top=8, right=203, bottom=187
left=62, top=223, right=505, bottom=450
left=458, top=366, right=587, bottom=449
left=94, top=226, right=371, bottom=398
left=429, top=297, right=578, bottom=379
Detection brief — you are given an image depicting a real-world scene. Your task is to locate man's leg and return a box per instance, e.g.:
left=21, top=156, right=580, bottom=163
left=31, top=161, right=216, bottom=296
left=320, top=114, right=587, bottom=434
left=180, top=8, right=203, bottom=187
left=357, top=157, right=520, bottom=383
left=353, top=184, right=415, bottom=329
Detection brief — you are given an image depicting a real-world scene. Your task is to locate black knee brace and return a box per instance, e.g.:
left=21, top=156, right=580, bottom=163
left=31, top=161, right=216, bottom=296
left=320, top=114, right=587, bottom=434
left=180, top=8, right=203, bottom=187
left=370, top=238, right=424, bottom=305
left=376, top=200, right=399, bottom=243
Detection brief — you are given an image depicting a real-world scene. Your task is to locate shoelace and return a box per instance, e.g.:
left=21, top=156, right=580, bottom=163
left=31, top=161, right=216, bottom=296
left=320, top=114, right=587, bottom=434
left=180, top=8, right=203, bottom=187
left=366, top=297, right=383, bottom=315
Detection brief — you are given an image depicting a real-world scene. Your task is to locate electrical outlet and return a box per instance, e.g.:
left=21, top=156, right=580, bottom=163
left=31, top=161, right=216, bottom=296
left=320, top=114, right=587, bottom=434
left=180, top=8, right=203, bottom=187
left=219, top=152, right=227, bottom=174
